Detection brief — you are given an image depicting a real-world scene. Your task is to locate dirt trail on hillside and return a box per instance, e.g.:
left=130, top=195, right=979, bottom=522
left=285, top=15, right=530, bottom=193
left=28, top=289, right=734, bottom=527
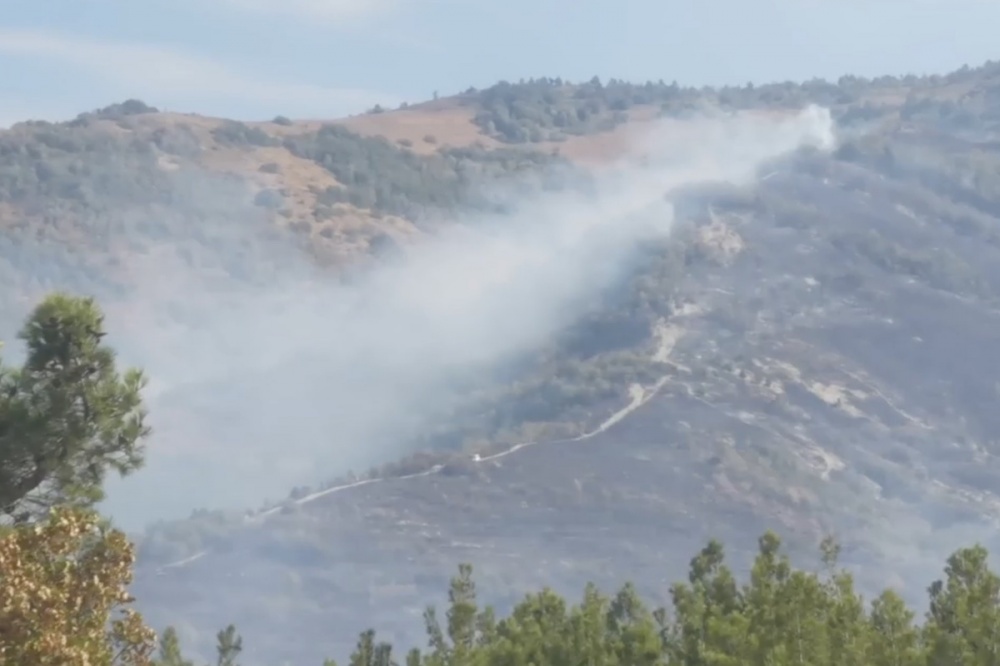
left=156, top=319, right=685, bottom=573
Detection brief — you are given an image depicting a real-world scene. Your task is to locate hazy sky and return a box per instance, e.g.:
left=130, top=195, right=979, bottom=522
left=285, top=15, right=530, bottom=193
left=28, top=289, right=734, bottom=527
left=0, top=0, right=996, bottom=125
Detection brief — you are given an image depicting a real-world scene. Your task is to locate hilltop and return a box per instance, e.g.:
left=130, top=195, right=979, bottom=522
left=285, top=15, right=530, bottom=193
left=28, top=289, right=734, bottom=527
left=2, top=62, right=1000, bottom=664
left=0, top=69, right=983, bottom=357
left=0, top=67, right=989, bottom=314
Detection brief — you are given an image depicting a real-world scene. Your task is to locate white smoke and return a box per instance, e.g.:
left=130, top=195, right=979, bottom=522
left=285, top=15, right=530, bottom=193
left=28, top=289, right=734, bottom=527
left=99, top=105, right=837, bottom=529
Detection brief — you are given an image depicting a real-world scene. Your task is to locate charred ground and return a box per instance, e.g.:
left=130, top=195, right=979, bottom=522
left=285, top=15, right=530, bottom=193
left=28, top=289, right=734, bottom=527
left=2, top=63, right=1000, bottom=665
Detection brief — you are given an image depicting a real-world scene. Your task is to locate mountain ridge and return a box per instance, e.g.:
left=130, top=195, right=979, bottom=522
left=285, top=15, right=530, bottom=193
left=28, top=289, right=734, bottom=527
left=4, top=61, right=1000, bottom=664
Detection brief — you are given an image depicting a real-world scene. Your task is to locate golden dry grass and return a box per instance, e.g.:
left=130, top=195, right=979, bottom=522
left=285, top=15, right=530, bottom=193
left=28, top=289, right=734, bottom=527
left=337, top=105, right=501, bottom=154
left=143, top=113, right=407, bottom=247
left=3, top=78, right=975, bottom=271
left=536, top=105, right=664, bottom=164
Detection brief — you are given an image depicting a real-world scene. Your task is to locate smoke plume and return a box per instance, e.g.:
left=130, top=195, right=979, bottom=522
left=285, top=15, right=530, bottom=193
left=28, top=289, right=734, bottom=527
left=98, top=105, right=836, bottom=529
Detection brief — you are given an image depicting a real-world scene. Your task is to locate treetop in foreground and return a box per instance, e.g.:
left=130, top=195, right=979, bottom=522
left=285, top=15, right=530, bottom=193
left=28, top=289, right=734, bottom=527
left=0, top=293, right=150, bottom=523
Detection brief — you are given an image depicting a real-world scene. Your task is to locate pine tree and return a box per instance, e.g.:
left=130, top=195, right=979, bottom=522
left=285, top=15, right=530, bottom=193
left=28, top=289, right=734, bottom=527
left=154, top=627, right=194, bottom=666
left=215, top=624, right=243, bottom=666
left=868, top=590, right=921, bottom=666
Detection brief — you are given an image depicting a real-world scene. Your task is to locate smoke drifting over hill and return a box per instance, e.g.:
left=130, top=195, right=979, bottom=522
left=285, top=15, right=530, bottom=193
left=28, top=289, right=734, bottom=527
left=98, top=106, right=836, bottom=529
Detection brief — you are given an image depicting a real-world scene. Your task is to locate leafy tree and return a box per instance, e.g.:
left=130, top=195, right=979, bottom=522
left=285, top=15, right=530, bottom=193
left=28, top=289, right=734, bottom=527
left=0, top=293, right=150, bottom=523
left=0, top=505, right=156, bottom=665
left=0, top=295, right=155, bottom=664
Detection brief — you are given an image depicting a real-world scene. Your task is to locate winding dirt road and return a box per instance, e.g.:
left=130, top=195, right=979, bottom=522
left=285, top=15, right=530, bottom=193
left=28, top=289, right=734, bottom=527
left=154, top=320, right=684, bottom=574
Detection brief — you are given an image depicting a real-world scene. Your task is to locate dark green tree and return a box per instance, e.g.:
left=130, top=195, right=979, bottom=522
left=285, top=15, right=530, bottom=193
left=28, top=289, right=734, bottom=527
left=215, top=624, right=243, bottom=666
left=145, top=536, right=1000, bottom=666
left=350, top=629, right=396, bottom=666
left=154, top=627, right=195, bottom=666
left=923, top=545, right=1000, bottom=666
left=666, top=539, right=746, bottom=666
left=0, top=293, right=149, bottom=523
left=868, top=590, right=921, bottom=666
left=605, top=582, right=663, bottom=666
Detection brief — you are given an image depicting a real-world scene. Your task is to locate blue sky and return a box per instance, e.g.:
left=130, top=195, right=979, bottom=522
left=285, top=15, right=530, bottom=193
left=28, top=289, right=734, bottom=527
left=0, top=0, right=998, bottom=126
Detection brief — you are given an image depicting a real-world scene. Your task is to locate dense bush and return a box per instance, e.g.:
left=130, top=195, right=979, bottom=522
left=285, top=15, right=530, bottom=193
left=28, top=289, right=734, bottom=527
left=283, top=124, right=566, bottom=218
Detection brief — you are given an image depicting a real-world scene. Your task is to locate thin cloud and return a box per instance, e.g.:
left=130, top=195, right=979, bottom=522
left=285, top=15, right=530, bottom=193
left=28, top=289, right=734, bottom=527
left=219, top=0, right=397, bottom=21
left=215, top=0, right=463, bottom=23
left=0, top=29, right=395, bottom=118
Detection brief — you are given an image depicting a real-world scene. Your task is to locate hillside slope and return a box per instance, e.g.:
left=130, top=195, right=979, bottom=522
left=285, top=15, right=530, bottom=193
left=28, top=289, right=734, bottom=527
left=3, top=63, right=1000, bottom=664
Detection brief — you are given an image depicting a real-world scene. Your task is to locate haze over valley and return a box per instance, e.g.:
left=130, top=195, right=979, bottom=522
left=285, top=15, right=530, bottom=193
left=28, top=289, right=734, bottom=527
left=3, top=4, right=1000, bottom=665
